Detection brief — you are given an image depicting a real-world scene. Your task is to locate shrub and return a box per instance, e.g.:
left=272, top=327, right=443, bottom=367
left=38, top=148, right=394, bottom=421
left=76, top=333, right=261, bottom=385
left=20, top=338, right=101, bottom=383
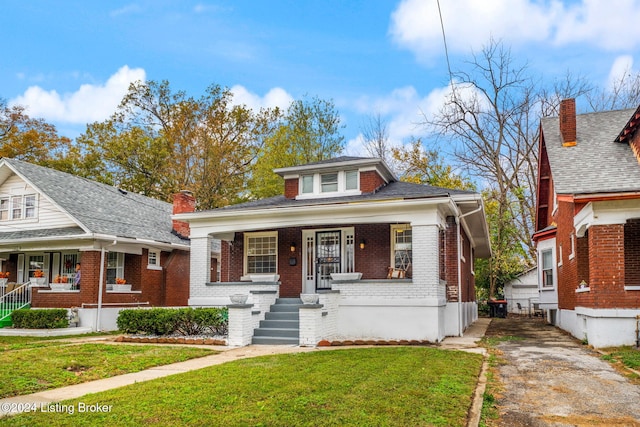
left=117, top=307, right=228, bottom=336
left=11, top=309, right=69, bottom=329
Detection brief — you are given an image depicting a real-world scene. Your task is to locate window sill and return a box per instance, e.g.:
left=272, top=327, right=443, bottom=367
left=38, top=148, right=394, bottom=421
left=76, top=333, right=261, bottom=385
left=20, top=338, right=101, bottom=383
left=541, top=287, right=555, bottom=292
left=106, top=290, right=142, bottom=294
left=575, top=287, right=590, bottom=293
left=146, top=265, right=162, bottom=271
left=38, top=289, right=80, bottom=294
left=624, top=286, right=640, bottom=291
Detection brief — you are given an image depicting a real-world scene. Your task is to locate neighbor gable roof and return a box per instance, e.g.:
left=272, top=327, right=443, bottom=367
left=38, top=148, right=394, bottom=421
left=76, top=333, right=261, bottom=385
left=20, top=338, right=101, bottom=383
left=0, top=158, right=188, bottom=246
left=541, top=108, right=640, bottom=195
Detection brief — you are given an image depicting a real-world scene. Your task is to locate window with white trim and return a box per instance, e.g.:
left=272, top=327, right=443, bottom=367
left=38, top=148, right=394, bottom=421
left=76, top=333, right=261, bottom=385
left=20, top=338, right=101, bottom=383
left=297, top=171, right=362, bottom=198
left=147, top=250, right=161, bottom=270
left=345, top=170, right=358, bottom=190
left=0, top=194, right=38, bottom=221
left=245, top=232, right=277, bottom=274
left=569, top=233, right=575, bottom=260
left=106, top=252, right=125, bottom=285
left=0, top=198, right=8, bottom=220
left=321, top=173, right=339, bottom=193
left=541, top=249, right=554, bottom=288
left=301, top=175, right=314, bottom=194
left=391, top=225, right=412, bottom=273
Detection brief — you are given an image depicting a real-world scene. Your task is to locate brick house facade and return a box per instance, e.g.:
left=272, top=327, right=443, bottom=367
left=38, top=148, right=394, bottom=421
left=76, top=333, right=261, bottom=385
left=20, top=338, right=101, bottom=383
left=178, top=156, right=489, bottom=344
left=534, top=99, right=640, bottom=347
left=0, top=159, right=193, bottom=330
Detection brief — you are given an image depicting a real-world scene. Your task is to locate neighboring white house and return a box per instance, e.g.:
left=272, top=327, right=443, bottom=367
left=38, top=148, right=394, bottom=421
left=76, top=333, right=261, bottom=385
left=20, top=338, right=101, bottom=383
left=176, top=156, right=491, bottom=346
left=504, top=267, right=539, bottom=315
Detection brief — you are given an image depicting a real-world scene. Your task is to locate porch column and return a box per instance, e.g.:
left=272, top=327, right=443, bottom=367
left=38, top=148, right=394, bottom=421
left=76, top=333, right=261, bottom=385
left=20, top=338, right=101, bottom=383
left=188, top=235, right=212, bottom=306
left=410, top=224, right=445, bottom=301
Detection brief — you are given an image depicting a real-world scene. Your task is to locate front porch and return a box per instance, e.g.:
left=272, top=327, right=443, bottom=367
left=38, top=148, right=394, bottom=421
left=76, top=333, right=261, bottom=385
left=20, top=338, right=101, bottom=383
left=188, top=217, right=480, bottom=345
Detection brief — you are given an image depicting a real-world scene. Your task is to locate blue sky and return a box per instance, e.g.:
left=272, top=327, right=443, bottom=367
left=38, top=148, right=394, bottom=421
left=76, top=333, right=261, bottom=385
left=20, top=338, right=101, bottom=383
left=2, top=0, right=640, bottom=155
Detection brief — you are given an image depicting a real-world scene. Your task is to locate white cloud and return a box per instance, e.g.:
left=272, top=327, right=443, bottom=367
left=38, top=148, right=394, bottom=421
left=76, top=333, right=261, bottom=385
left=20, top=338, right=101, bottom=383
left=390, top=0, right=640, bottom=61
left=607, top=55, right=635, bottom=86
left=230, top=85, right=294, bottom=111
left=10, top=66, right=146, bottom=124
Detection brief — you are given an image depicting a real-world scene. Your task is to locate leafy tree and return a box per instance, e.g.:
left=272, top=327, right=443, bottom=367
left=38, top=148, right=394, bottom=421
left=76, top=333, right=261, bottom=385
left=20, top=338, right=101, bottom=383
left=75, top=81, right=279, bottom=209
left=247, top=96, right=345, bottom=199
left=0, top=99, right=72, bottom=167
left=392, top=139, right=475, bottom=190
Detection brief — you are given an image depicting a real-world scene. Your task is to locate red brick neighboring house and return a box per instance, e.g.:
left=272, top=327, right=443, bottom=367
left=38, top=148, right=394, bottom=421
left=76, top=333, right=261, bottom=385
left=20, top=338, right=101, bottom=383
left=177, top=156, right=491, bottom=344
left=534, top=99, right=640, bottom=347
left=0, top=158, right=194, bottom=330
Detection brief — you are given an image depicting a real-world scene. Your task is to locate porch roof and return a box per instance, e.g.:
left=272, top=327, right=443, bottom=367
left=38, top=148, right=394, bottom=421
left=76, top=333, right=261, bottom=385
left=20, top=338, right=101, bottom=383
left=0, top=226, right=86, bottom=241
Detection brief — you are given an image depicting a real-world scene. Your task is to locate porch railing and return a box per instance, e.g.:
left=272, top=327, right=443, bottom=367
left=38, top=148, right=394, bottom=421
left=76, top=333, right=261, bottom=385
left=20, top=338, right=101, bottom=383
left=0, top=282, right=33, bottom=326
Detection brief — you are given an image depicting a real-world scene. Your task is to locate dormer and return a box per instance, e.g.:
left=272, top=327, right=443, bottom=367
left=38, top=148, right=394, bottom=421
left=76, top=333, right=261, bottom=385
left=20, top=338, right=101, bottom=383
left=274, top=156, right=396, bottom=200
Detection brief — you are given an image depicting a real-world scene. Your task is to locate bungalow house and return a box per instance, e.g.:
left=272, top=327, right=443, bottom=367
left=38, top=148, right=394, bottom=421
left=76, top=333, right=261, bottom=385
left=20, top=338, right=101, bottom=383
left=534, top=99, right=640, bottom=347
left=0, top=158, right=195, bottom=330
left=176, top=156, right=491, bottom=345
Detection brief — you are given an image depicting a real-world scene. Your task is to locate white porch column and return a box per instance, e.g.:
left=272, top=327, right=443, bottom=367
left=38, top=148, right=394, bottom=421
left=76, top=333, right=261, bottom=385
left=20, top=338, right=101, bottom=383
left=188, top=235, right=212, bottom=306
left=410, top=224, right=444, bottom=301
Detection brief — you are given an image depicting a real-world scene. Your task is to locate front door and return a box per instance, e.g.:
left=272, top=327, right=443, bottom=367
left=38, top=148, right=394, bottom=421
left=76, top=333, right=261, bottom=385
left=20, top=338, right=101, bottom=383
left=315, top=230, right=341, bottom=290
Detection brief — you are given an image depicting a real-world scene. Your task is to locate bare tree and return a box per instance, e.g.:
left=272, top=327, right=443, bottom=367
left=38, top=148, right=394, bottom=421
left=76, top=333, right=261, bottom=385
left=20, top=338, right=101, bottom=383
left=426, top=39, right=590, bottom=297
left=586, top=68, right=640, bottom=111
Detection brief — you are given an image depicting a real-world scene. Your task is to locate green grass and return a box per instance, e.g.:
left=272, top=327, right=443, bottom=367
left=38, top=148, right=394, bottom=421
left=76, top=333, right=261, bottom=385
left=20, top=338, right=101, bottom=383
left=601, top=346, right=640, bottom=370
left=2, top=347, right=483, bottom=427
left=0, top=338, right=216, bottom=398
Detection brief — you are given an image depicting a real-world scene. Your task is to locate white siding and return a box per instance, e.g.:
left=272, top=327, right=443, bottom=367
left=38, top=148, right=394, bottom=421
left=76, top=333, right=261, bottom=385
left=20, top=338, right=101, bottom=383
left=0, top=174, right=77, bottom=232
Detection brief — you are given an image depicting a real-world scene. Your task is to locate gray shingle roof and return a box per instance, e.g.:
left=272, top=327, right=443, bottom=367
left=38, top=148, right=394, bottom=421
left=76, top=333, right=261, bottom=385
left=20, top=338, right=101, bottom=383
left=542, top=108, right=640, bottom=195
left=0, top=227, right=85, bottom=241
left=2, top=159, right=187, bottom=245
left=205, top=180, right=475, bottom=213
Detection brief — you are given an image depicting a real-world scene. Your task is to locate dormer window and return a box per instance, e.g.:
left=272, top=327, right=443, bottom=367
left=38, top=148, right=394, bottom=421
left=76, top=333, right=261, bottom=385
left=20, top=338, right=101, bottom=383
left=297, top=170, right=361, bottom=199
left=321, top=173, right=339, bottom=193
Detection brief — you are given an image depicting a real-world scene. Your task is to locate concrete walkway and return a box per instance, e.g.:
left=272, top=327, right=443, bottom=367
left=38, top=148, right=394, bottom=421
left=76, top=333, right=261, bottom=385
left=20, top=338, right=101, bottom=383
left=0, top=321, right=491, bottom=417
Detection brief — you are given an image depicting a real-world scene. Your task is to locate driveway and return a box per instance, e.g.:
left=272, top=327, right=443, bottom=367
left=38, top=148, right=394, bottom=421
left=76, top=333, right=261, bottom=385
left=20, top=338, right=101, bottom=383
left=485, top=317, right=640, bottom=426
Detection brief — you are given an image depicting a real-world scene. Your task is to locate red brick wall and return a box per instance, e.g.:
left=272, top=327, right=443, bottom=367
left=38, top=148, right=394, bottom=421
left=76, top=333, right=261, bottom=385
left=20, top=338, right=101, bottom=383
left=559, top=98, right=576, bottom=145
left=585, top=224, right=634, bottom=308
left=164, top=249, right=190, bottom=306
left=172, top=191, right=196, bottom=238
left=278, top=227, right=303, bottom=297
left=33, top=248, right=190, bottom=309
left=554, top=200, right=578, bottom=310
left=460, top=228, right=475, bottom=302
left=360, top=170, right=385, bottom=193
left=355, top=224, right=392, bottom=279
left=284, top=178, right=299, bottom=199
left=444, top=217, right=459, bottom=302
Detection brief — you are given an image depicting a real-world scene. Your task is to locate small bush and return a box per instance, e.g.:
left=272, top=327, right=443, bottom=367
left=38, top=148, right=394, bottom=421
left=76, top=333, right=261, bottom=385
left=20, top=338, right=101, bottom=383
left=11, top=309, right=69, bottom=329
left=117, top=307, right=227, bottom=336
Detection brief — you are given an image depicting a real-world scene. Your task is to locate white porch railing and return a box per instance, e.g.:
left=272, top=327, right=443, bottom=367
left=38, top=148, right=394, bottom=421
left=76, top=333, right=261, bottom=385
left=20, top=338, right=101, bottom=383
left=0, top=282, right=33, bottom=325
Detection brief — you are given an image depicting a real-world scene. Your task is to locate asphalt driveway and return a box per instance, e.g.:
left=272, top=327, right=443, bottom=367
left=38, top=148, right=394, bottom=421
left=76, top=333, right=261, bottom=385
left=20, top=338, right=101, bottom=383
left=485, top=316, right=640, bottom=426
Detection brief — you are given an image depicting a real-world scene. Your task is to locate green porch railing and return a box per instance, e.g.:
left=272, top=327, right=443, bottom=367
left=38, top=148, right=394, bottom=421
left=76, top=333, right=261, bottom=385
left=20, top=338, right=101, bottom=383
left=0, top=282, right=33, bottom=327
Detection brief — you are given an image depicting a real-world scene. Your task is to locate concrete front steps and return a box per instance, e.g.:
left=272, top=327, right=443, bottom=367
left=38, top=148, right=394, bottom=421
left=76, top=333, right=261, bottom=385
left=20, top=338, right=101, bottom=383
left=252, top=297, right=301, bottom=345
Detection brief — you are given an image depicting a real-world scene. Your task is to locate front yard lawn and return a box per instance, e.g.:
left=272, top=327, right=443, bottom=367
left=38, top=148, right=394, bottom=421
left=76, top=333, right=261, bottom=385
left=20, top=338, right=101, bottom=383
left=3, top=347, right=483, bottom=426
left=0, top=338, right=216, bottom=398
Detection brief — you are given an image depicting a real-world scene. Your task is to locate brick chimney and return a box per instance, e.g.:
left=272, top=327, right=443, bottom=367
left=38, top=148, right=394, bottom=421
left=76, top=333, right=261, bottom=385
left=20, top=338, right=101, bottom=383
left=559, top=98, right=577, bottom=147
left=172, top=190, right=196, bottom=238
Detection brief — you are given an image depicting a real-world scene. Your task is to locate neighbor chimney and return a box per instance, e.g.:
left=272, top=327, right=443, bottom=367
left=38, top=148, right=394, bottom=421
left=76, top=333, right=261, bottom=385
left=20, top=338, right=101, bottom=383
left=559, top=98, right=577, bottom=147
left=172, top=190, right=196, bottom=238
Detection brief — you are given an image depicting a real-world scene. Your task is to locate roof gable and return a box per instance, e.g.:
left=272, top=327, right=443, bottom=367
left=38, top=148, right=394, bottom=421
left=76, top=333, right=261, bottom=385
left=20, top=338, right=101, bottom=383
left=0, top=158, right=187, bottom=246
left=540, top=107, right=640, bottom=195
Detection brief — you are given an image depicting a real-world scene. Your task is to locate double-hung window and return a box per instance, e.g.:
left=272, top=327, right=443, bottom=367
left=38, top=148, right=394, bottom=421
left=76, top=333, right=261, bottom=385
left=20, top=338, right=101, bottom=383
left=0, top=194, right=38, bottom=220
left=541, top=249, right=554, bottom=288
left=107, top=252, right=125, bottom=285
left=391, top=225, right=412, bottom=273
left=320, top=173, right=339, bottom=193
left=245, top=232, right=277, bottom=274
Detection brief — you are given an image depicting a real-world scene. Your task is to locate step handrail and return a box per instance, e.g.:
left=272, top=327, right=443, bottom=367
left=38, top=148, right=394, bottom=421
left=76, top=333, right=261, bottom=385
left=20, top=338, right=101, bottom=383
left=0, top=282, right=33, bottom=324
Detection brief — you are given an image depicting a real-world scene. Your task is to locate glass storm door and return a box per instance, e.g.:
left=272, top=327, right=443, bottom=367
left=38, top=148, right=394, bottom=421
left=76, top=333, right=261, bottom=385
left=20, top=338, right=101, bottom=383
left=316, top=230, right=341, bottom=290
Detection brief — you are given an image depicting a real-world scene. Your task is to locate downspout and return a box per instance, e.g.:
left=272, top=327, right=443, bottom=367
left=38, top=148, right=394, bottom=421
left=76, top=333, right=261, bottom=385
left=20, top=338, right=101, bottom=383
left=457, top=203, right=483, bottom=337
left=95, top=240, right=117, bottom=332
